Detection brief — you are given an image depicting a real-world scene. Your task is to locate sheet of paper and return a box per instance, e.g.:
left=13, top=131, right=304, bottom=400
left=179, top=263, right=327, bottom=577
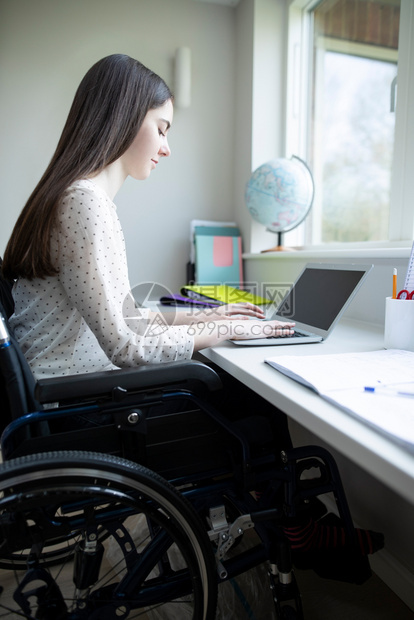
left=403, top=240, right=414, bottom=289
left=265, top=349, right=414, bottom=449
left=266, top=349, right=414, bottom=393
left=324, top=384, right=414, bottom=446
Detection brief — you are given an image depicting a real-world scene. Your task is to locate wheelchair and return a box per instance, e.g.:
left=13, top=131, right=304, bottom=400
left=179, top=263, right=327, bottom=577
left=0, top=278, right=378, bottom=619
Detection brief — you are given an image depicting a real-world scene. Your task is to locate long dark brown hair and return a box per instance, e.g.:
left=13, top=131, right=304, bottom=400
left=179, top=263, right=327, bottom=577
left=3, top=54, right=172, bottom=280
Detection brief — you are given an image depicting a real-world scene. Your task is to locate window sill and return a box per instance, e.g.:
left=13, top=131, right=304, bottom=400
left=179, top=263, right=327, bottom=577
left=243, top=244, right=412, bottom=261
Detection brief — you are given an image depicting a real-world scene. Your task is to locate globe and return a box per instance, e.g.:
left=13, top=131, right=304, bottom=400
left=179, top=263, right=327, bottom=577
left=245, top=156, right=314, bottom=251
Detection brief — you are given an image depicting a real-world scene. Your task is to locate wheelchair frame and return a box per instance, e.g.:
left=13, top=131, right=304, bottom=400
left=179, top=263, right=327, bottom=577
left=0, top=305, right=373, bottom=619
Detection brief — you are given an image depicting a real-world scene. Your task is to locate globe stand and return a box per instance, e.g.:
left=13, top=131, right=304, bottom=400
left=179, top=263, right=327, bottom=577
left=261, top=231, right=295, bottom=253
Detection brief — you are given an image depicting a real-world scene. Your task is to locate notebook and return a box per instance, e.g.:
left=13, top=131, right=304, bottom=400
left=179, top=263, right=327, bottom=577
left=232, top=263, right=373, bottom=346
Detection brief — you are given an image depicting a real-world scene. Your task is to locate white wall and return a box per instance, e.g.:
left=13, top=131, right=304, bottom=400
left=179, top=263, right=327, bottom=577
left=234, top=0, right=289, bottom=255
left=0, top=0, right=237, bottom=292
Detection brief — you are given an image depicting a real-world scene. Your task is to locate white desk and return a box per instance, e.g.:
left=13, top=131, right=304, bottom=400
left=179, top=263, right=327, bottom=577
left=198, top=319, right=414, bottom=506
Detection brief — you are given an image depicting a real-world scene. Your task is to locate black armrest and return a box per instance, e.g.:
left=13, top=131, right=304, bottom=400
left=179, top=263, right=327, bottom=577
left=34, top=360, right=222, bottom=404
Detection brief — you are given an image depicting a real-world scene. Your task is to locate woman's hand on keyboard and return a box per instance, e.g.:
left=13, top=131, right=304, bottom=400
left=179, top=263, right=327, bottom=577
left=205, top=302, right=266, bottom=320
left=191, top=318, right=295, bottom=350
left=229, top=319, right=295, bottom=341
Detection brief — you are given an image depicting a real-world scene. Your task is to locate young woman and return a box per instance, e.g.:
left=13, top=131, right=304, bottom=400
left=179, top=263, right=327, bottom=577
left=2, top=53, right=294, bottom=379
left=2, top=54, right=383, bottom=559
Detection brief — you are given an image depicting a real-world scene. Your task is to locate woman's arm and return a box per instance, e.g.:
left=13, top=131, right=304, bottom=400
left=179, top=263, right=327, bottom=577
left=147, top=306, right=294, bottom=349
left=149, top=302, right=266, bottom=326
left=189, top=318, right=295, bottom=350
left=147, top=302, right=294, bottom=349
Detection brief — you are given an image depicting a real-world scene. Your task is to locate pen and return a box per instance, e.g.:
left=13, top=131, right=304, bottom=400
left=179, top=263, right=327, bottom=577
left=392, top=268, right=397, bottom=299
left=364, top=386, right=414, bottom=398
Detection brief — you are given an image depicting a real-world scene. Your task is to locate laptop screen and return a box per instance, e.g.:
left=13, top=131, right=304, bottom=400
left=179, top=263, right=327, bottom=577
left=276, top=266, right=367, bottom=331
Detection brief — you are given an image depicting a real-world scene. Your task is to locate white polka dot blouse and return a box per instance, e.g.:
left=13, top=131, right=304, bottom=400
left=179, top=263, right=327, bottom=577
left=10, top=179, right=194, bottom=378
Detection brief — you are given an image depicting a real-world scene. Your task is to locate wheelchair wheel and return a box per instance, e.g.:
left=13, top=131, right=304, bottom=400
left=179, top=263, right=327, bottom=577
left=0, top=451, right=218, bottom=619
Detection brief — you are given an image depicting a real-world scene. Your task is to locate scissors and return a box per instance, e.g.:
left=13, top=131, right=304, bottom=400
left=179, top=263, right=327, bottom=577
left=396, top=289, right=414, bottom=300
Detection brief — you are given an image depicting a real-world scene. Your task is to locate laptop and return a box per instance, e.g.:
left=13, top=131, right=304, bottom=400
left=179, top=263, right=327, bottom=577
left=232, top=262, right=373, bottom=346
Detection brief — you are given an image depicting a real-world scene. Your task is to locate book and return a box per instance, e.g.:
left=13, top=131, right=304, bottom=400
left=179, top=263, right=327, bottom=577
left=181, top=284, right=272, bottom=306
left=193, top=225, right=243, bottom=286
left=189, top=219, right=238, bottom=264
left=265, top=349, right=414, bottom=450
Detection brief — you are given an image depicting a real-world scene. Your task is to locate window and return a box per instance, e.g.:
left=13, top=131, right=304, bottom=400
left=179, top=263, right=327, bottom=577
left=286, top=0, right=414, bottom=248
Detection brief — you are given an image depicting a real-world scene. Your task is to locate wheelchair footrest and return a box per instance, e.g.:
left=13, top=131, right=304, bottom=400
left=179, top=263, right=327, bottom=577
left=290, top=513, right=373, bottom=585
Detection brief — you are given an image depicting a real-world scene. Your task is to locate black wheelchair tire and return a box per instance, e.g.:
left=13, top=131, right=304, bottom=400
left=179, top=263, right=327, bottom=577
left=0, top=450, right=218, bottom=620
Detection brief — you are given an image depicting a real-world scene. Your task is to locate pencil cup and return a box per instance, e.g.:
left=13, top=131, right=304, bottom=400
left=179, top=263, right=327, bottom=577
left=384, top=297, right=414, bottom=351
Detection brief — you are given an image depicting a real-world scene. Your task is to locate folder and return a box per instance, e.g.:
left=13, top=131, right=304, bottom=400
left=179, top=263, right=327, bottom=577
left=189, top=220, right=243, bottom=286
left=181, top=284, right=271, bottom=306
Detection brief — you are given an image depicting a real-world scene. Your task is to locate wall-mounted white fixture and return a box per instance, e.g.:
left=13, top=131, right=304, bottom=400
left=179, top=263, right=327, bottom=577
left=193, top=0, right=240, bottom=6
left=174, top=47, right=191, bottom=109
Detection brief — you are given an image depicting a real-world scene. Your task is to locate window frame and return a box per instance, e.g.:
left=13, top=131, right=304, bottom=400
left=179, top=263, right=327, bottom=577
left=284, top=0, right=414, bottom=251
